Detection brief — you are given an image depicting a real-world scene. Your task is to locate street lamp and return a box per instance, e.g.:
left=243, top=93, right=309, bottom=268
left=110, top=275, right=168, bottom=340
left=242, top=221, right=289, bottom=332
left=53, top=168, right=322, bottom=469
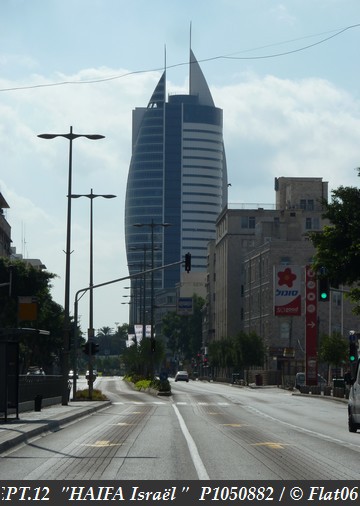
left=71, top=189, right=116, bottom=399
left=133, top=220, right=171, bottom=376
left=38, top=126, right=105, bottom=405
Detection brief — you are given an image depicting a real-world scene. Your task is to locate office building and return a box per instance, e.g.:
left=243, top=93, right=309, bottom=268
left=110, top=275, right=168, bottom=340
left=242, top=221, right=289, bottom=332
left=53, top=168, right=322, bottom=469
left=125, top=50, right=228, bottom=326
left=205, top=177, right=358, bottom=382
left=0, top=193, right=11, bottom=258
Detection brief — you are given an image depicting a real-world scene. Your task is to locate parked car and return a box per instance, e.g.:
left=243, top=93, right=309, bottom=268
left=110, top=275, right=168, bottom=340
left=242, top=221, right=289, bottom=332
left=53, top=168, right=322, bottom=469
left=348, top=359, right=360, bottom=432
left=295, top=372, right=327, bottom=390
left=68, top=370, right=79, bottom=379
left=26, top=366, right=45, bottom=376
left=175, top=371, right=189, bottom=382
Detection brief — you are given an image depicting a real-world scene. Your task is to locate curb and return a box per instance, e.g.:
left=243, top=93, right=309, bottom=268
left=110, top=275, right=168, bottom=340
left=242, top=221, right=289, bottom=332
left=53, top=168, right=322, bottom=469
left=0, top=401, right=111, bottom=454
left=292, top=392, right=347, bottom=403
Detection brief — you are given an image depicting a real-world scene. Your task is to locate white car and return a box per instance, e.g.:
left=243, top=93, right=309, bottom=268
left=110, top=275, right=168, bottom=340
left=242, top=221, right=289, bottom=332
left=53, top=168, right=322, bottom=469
left=348, top=359, right=360, bottom=432
left=175, top=371, right=189, bottom=382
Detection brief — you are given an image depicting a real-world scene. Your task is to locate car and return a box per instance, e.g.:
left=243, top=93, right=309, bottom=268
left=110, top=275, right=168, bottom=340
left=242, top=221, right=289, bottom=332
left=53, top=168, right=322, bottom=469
left=68, top=370, right=79, bottom=379
left=26, top=366, right=45, bottom=376
left=175, top=371, right=189, bottom=382
left=348, top=360, right=360, bottom=432
left=295, top=372, right=327, bottom=390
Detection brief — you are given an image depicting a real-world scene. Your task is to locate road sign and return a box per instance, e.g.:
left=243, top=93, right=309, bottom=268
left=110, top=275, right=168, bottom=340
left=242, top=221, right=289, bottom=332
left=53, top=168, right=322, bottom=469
left=177, top=297, right=193, bottom=315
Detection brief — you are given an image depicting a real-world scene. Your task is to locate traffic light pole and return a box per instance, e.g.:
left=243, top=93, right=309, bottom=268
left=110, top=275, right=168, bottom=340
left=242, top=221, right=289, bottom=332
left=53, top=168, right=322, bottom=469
left=72, top=258, right=187, bottom=399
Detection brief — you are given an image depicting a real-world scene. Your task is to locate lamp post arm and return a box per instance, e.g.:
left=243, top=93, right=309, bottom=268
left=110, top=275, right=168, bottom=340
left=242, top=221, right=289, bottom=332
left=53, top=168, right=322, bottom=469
left=75, top=258, right=184, bottom=302
left=72, top=258, right=184, bottom=398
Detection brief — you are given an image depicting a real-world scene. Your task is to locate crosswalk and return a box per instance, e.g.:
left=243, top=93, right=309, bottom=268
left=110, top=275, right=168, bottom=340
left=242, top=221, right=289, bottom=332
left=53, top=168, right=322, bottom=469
left=112, top=401, right=230, bottom=406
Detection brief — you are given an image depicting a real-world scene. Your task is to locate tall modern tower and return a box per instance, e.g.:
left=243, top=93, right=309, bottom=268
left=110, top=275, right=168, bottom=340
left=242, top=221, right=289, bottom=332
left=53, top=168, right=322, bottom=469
left=125, top=50, right=228, bottom=325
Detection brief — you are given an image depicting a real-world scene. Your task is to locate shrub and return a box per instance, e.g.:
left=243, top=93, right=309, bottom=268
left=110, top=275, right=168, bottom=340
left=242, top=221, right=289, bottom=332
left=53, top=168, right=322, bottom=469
left=75, top=388, right=108, bottom=401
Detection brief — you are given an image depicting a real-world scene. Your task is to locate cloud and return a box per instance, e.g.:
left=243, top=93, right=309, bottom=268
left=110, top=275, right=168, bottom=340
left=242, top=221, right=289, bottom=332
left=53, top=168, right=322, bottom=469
left=1, top=66, right=360, bottom=327
left=213, top=72, right=360, bottom=202
left=270, top=4, right=297, bottom=25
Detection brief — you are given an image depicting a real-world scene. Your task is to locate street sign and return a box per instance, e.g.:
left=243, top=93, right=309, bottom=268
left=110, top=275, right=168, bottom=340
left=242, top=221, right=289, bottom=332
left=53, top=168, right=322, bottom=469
left=177, top=297, right=193, bottom=315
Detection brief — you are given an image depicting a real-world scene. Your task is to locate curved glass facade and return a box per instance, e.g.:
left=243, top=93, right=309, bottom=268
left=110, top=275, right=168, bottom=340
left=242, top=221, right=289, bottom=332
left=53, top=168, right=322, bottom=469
left=125, top=52, right=227, bottom=325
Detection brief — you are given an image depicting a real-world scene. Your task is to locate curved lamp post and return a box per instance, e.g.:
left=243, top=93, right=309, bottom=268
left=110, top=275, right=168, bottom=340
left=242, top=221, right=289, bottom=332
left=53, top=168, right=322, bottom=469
left=38, top=127, right=105, bottom=405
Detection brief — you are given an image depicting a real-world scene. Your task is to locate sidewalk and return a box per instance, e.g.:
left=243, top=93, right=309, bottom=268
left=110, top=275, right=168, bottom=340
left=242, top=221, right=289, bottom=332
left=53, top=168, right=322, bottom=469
left=0, top=400, right=111, bottom=453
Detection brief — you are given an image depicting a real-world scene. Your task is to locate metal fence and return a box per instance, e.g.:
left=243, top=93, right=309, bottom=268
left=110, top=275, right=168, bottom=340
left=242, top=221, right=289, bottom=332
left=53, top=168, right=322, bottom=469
left=19, top=375, right=63, bottom=403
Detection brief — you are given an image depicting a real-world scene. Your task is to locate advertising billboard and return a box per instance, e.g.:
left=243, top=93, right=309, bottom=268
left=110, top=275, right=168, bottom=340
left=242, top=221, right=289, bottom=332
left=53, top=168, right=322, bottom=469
left=274, top=266, right=301, bottom=316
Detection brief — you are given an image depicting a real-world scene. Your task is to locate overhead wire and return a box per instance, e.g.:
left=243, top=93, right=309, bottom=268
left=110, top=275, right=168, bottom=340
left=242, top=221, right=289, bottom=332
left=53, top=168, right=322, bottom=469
left=0, top=23, right=359, bottom=93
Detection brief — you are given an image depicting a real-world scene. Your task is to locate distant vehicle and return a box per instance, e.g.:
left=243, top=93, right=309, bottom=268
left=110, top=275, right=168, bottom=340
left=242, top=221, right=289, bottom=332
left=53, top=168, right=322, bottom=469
left=175, top=371, right=189, bottom=382
left=348, top=359, right=360, bottom=432
left=26, top=366, right=45, bottom=376
left=68, top=370, right=79, bottom=379
left=295, top=372, right=327, bottom=390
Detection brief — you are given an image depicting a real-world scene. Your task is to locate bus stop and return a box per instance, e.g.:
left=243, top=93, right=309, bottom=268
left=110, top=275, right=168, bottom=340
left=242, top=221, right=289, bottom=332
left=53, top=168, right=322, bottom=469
left=0, top=328, right=49, bottom=422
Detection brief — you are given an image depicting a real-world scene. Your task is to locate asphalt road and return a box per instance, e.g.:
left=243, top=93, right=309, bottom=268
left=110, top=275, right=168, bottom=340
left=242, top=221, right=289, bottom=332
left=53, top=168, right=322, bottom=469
left=0, top=377, right=359, bottom=480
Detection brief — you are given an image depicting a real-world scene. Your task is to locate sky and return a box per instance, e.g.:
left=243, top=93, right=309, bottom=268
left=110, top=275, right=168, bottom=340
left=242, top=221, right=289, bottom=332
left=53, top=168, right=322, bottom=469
left=1, top=0, right=360, bottom=333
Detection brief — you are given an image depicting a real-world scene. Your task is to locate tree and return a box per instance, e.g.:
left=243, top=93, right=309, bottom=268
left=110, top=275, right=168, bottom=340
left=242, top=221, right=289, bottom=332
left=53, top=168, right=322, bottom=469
left=318, top=332, right=347, bottom=377
left=122, top=337, right=165, bottom=378
left=95, top=324, right=128, bottom=357
left=239, top=331, right=265, bottom=369
left=161, top=294, right=204, bottom=363
left=310, top=173, right=360, bottom=313
left=0, top=258, right=64, bottom=372
left=208, top=332, right=264, bottom=381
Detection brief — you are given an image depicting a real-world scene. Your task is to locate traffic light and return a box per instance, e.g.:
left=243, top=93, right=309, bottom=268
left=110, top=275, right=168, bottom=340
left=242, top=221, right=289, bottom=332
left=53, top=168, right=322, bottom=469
left=82, top=342, right=90, bottom=355
left=318, top=277, right=330, bottom=301
left=349, top=342, right=358, bottom=362
left=91, top=342, right=100, bottom=355
left=82, top=341, right=99, bottom=355
left=185, top=252, right=191, bottom=273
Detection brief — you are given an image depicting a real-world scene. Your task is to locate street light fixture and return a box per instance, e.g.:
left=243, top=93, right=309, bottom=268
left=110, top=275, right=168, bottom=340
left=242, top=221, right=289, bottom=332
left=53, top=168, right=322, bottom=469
left=133, top=220, right=171, bottom=376
left=71, top=189, right=116, bottom=399
left=37, top=126, right=105, bottom=405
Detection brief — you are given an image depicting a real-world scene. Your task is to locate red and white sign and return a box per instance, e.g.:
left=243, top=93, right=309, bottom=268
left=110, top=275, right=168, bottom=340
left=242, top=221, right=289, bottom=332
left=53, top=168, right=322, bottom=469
left=274, top=266, right=301, bottom=316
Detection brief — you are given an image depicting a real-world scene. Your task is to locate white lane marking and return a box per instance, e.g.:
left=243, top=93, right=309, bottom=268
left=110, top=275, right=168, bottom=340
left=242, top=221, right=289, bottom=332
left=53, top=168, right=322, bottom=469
left=172, top=404, right=210, bottom=480
left=245, top=405, right=360, bottom=449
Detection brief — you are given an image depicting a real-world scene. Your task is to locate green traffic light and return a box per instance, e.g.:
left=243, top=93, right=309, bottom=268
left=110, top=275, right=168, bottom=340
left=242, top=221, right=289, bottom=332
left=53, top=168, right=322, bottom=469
left=320, top=292, right=328, bottom=300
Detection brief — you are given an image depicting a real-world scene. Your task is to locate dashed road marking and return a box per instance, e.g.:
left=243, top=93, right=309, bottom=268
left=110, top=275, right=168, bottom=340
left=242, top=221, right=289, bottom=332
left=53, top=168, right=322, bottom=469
left=252, top=442, right=290, bottom=449
left=83, top=440, right=124, bottom=447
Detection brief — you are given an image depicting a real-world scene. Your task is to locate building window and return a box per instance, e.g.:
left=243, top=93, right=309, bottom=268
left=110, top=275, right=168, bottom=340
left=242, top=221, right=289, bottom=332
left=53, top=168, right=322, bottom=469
left=280, top=322, right=290, bottom=339
left=241, top=216, right=256, bottom=229
left=332, top=291, right=342, bottom=307
left=312, top=217, right=320, bottom=230
left=280, top=256, right=291, bottom=265
left=305, top=217, right=312, bottom=230
left=304, top=211, right=317, bottom=229
left=300, top=199, right=314, bottom=210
